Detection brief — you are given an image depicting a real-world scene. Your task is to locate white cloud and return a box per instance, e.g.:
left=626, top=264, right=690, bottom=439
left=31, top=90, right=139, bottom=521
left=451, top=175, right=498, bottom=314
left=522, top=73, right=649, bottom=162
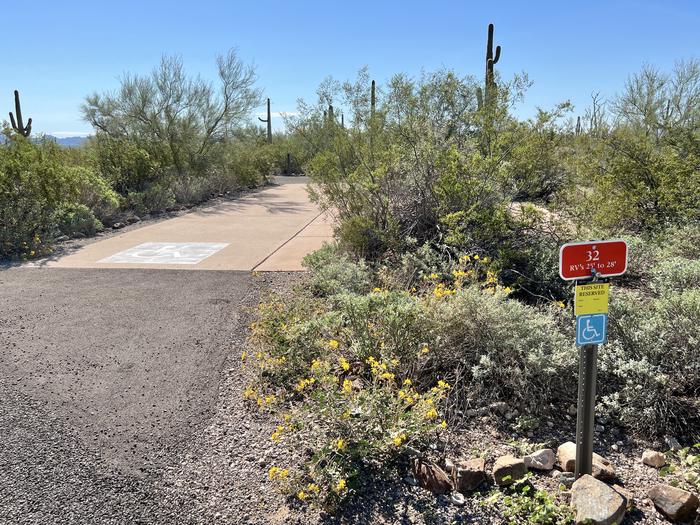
left=50, top=131, right=94, bottom=138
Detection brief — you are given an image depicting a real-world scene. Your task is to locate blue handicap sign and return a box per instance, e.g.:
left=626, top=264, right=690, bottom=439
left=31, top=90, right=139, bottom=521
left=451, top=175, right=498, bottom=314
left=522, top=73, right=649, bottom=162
left=576, top=314, right=608, bottom=346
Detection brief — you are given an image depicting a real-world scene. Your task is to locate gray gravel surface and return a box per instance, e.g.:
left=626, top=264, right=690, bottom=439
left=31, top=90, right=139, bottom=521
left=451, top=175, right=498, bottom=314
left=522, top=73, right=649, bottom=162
left=0, top=267, right=274, bottom=524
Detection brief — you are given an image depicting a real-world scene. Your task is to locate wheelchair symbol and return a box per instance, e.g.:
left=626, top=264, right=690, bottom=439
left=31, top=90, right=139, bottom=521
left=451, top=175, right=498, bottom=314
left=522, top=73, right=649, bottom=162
left=576, top=314, right=607, bottom=346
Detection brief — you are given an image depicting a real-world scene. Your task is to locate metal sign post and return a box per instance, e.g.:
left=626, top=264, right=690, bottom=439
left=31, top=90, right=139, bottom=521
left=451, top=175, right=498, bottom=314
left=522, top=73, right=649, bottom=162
left=560, top=240, right=627, bottom=479
left=575, top=342, right=597, bottom=477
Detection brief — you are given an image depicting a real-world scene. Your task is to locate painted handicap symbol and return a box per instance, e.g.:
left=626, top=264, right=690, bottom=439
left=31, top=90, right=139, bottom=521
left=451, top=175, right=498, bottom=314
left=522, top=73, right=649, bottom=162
left=576, top=314, right=608, bottom=346
left=100, top=242, right=229, bottom=265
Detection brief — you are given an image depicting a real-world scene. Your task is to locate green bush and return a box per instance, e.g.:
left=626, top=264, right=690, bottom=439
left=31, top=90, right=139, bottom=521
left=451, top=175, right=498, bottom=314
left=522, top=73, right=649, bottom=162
left=69, top=166, right=120, bottom=223
left=92, top=135, right=161, bottom=195
left=52, top=202, right=103, bottom=237
left=302, top=244, right=372, bottom=296
left=0, top=136, right=76, bottom=258
left=602, top=288, right=700, bottom=439
left=125, top=183, right=177, bottom=215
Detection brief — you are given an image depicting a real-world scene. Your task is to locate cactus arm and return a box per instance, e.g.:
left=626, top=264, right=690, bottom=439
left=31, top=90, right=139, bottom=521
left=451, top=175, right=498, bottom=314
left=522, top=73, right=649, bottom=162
left=493, top=45, right=501, bottom=64
left=14, top=91, right=24, bottom=130
left=9, top=112, right=17, bottom=130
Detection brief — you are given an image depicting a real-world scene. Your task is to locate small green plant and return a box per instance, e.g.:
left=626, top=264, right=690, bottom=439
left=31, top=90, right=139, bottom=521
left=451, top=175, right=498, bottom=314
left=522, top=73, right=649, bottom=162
left=485, top=474, right=575, bottom=524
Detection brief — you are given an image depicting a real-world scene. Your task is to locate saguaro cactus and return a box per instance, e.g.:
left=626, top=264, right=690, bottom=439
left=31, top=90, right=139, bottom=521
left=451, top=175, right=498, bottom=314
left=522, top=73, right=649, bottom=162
left=575, top=116, right=582, bottom=135
left=9, top=90, right=32, bottom=137
left=258, top=98, right=272, bottom=143
left=370, top=80, right=376, bottom=117
left=328, top=104, right=334, bottom=123
left=477, top=23, right=502, bottom=109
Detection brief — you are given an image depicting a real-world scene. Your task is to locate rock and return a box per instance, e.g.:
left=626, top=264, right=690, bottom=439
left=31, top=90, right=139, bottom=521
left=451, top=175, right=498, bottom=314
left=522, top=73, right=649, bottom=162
left=642, top=449, right=666, bottom=468
left=451, top=492, right=466, bottom=506
left=570, top=474, right=626, bottom=525
left=443, top=458, right=455, bottom=474
left=55, top=235, right=69, bottom=242
left=557, top=442, right=615, bottom=481
left=612, top=484, right=635, bottom=509
left=648, top=484, right=699, bottom=522
left=493, top=455, right=527, bottom=486
left=524, top=449, right=556, bottom=471
left=403, top=475, right=419, bottom=486
left=611, top=444, right=619, bottom=452
left=560, top=472, right=576, bottom=488
left=411, top=459, right=452, bottom=495
left=453, top=458, right=487, bottom=492
left=71, top=232, right=86, bottom=238
left=112, top=222, right=125, bottom=229
left=665, top=436, right=682, bottom=452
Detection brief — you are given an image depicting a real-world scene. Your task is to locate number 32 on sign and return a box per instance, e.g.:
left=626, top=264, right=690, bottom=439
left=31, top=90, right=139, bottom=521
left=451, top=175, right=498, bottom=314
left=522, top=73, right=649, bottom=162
left=559, top=240, right=628, bottom=280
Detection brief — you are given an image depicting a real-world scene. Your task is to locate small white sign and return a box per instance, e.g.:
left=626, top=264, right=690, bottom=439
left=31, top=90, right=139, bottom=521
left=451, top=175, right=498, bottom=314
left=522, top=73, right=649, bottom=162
left=99, top=242, right=228, bottom=265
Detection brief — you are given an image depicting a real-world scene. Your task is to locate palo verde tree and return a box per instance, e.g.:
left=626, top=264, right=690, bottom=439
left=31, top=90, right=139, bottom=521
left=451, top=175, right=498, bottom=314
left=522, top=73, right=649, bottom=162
left=82, top=49, right=261, bottom=176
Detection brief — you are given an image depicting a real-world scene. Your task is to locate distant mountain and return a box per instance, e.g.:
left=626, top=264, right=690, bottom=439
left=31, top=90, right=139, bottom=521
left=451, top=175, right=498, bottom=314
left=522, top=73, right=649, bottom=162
left=48, top=135, right=90, bottom=147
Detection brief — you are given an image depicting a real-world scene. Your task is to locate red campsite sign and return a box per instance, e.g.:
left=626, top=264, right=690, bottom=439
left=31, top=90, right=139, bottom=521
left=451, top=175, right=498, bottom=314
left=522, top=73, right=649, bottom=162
left=559, top=240, right=628, bottom=281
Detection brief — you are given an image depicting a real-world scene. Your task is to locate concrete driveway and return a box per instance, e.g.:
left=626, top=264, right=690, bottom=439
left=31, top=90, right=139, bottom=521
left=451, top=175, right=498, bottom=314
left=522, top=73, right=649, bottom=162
left=36, top=177, right=333, bottom=271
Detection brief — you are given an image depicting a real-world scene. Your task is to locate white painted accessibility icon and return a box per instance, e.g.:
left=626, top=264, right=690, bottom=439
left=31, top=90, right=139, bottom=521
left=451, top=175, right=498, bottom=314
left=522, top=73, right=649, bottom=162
left=99, top=242, right=229, bottom=265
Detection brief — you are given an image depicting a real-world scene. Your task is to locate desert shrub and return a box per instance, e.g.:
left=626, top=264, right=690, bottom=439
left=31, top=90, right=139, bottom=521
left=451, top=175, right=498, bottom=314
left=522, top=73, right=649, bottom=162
left=125, top=183, right=176, bottom=215
left=602, top=288, right=700, bottom=439
left=92, top=135, right=161, bottom=195
left=69, top=166, right=120, bottom=223
left=302, top=244, right=372, bottom=296
left=52, top=202, right=103, bottom=237
left=0, top=136, right=78, bottom=258
left=170, top=175, right=214, bottom=204
left=651, top=257, right=700, bottom=294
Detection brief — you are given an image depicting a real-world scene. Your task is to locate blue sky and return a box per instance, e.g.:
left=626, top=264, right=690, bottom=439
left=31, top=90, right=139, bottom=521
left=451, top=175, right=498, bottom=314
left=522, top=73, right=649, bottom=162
left=2, top=0, right=698, bottom=136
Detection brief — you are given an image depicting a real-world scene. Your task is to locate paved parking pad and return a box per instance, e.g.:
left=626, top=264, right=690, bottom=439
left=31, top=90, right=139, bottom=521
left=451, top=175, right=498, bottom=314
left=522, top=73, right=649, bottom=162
left=40, top=177, right=333, bottom=271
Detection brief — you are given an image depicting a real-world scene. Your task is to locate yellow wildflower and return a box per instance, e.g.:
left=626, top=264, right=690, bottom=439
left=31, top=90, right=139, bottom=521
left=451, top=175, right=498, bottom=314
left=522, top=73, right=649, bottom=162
left=426, top=408, right=438, bottom=420
left=420, top=345, right=430, bottom=354
left=440, top=420, right=448, bottom=429
left=297, top=491, right=307, bottom=501
left=342, top=379, right=353, bottom=395
left=429, top=272, right=439, bottom=279
left=271, top=425, right=284, bottom=442
left=393, top=433, right=406, bottom=446
left=336, top=438, right=346, bottom=451
left=268, top=466, right=280, bottom=479
left=555, top=300, right=566, bottom=309
left=307, top=483, right=320, bottom=492
left=380, top=372, right=395, bottom=381
left=502, top=286, right=513, bottom=294
left=243, top=386, right=256, bottom=399
left=403, top=378, right=413, bottom=386
left=328, top=339, right=340, bottom=350
left=335, top=479, right=347, bottom=492
left=372, top=287, right=382, bottom=293
left=339, top=357, right=350, bottom=371
left=241, top=351, right=248, bottom=362
left=279, top=469, right=289, bottom=479
left=437, top=380, right=451, bottom=390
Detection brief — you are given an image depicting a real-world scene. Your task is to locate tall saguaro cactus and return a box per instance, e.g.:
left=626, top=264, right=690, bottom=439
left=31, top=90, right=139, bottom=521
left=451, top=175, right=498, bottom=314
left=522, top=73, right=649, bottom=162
left=258, top=98, right=272, bottom=143
left=477, top=23, right=502, bottom=109
left=9, top=90, right=32, bottom=137
left=370, top=80, right=376, bottom=117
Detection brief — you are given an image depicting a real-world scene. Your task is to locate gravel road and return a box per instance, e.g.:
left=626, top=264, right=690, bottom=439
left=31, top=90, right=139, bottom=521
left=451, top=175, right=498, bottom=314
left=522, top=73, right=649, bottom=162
left=0, top=267, right=286, bottom=524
